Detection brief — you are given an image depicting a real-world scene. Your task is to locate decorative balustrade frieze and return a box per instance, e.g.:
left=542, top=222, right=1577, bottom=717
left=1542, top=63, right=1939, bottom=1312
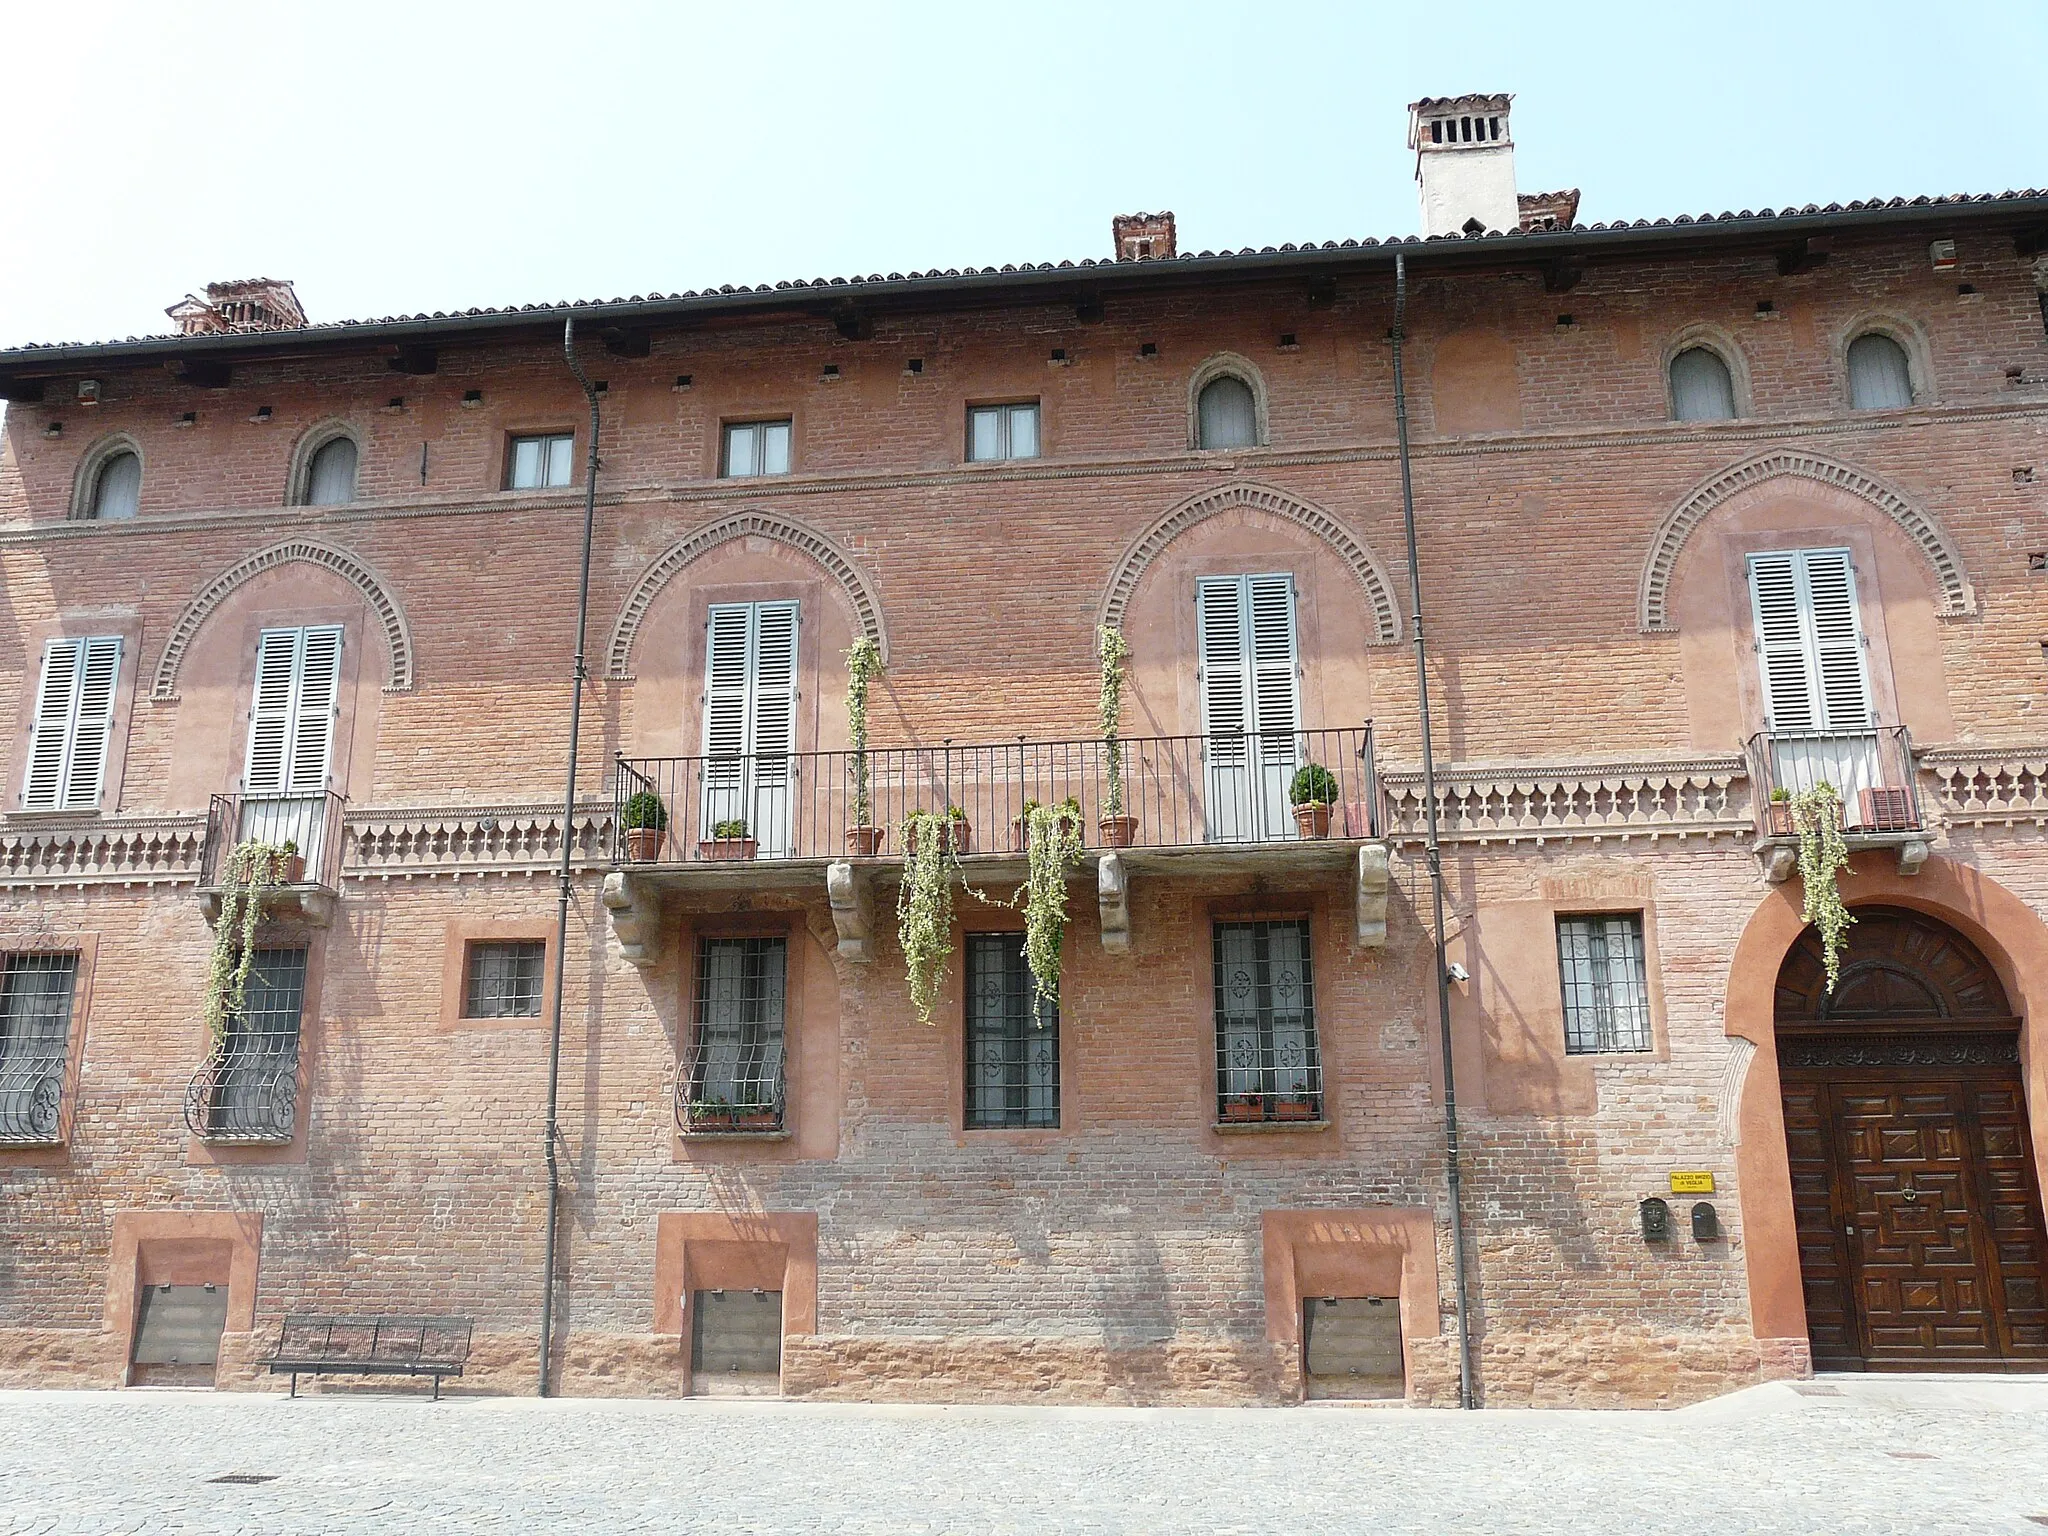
left=342, top=802, right=615, bottom=877
left=1918, top=745, right=2048, bottom=827
left=1379, top=755, right=1751, bottom=844
left=0, top=815, right=208, bottom=886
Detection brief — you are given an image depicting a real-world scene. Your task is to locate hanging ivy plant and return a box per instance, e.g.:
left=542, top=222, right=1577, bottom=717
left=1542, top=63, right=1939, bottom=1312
left=1018, top=798, right=1085, bottom=1013
left=845, top=637, right=883, bottom=829
left=1097, top=625, right=1130, bottom=818
left=897, top=809, right=956, bottom=1027
left=1790, top=781, right=1855, bottom=992
left=203, top=840, right=294, bottom=1045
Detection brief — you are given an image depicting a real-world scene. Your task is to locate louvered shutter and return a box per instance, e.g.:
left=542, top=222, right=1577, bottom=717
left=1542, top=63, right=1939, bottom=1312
left=244, top=631, right=300, bottom=794
left=1747, top=549, right=1870, bottom=734
left=22, top=641, right=82, bottom=810
left=1748, top=553, right=1815, bottom=733
left=287, top=627, right=342, bottom=793
left=1198, top=574, right=1299, bottom=841
left=750, top=603, right=800, bottom=767
left=1247, top=575, right=1301, bottom=737
left=1197, top=579, right=1249, bottom=739
left=62, top=637, right=122, bottom=808
left=700, top=601, right=801, bottom=853
left=1803, top=552, right=1870, bottom=731
left=244, top=626, right=343, bottom=794
left=702, top=606, right=753, bottom=761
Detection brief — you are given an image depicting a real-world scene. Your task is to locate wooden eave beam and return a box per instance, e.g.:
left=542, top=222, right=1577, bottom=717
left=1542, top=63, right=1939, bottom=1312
left=1775, top=236, right=1833, bottom=276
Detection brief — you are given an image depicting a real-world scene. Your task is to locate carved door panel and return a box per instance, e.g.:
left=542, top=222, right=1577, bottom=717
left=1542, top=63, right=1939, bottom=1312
left=1781, top=1078, right=1857, bottom=1364
left=1972, top=1079, right=2048, bottom=1355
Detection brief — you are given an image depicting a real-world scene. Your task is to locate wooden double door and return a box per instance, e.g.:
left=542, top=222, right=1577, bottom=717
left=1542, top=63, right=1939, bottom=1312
left=1777, top=909, right=2048, bottom=1370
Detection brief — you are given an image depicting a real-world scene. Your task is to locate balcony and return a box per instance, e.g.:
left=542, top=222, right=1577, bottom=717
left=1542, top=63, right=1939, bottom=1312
left=197, top=790, right=347, bottom=927
left=605, top=726, right=1390, bottom=965
left=1745, top=726, right=1932, bottom=879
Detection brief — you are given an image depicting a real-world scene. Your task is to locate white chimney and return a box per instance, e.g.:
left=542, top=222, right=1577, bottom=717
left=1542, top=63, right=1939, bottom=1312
left=1408, top=94, right=1518, bottom=238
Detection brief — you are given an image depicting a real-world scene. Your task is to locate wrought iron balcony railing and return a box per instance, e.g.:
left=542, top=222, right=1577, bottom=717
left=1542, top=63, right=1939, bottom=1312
left=1746, top=726, right=1923, bottom=836
left=675, top=1037, right=786, bottom=1134
left=0, top=1052, right=65, bottom=1143
left=615, top=725, right=1377, bottom=864
left=201, top=789, right=348, bottom=890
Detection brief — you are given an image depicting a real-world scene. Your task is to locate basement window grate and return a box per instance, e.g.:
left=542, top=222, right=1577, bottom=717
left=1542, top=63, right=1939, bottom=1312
left=209, top=1474, right=278, bottom=1486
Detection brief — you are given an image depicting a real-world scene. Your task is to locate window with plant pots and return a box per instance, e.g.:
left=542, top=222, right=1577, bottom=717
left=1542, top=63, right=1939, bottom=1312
left=1212, top=919, right=1322, bottom=1124
left=680, top=936, right=787, bottom=1133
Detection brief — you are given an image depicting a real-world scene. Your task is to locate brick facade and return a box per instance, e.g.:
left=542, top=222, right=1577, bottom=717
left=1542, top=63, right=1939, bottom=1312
left=2, top=192, right=2046, bottom=1406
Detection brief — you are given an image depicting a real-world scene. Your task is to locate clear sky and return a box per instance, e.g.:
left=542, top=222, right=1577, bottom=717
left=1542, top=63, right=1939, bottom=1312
left=1, top=0, right=2043, bottom=349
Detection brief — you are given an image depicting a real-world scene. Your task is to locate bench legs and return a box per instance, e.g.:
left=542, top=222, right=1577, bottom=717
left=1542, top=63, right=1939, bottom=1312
left=289, top=1372, right=298, bottom=1399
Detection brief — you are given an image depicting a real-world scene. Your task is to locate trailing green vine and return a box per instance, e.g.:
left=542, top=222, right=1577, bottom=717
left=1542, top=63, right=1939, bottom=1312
left=1018, top=799, right=1085, bottom=1014
left=204, top=840, right=294, bottom=1045
left=1790, top=781, right=1855, bottom=992
left=1098, top=625, right=1129, bottom=818
left=845, top=637, right=883, bottom=828
left=897, top=809, right=956, bottom=1027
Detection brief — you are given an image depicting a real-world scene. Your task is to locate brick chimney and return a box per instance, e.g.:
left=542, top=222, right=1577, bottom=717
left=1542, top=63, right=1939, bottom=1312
left=1111, top=212, right=1176, bottom=262
left=1516, top=189, right=1581, bottom=232
left=166, top=278, right=307, bottom=335
left=1407, top=94, right=1518, bottom=237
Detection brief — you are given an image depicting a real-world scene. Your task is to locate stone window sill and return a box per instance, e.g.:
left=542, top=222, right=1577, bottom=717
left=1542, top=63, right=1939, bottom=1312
left=1213, top=1119, right=1331, bottom=1135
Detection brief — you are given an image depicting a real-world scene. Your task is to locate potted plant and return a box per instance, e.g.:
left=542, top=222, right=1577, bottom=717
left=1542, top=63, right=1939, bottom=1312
left=1017, top=798, right=1087, bottom=1011
left=622, top=790, right=668, bottom=862
left=278, top=838, right=305, bottom=886
left=1290, top=763, right=1340, bottom=839
left=1221, top=1093, right=1266, bottom=1123
left=735, top=1103, right=780, bottom=1131
left=699, top=818, right=758, bottom=861
left=1097, top=626, right=1138, bottom=848
left=1275, top=1093, right=1319, bottom=1122
left=686, top=1096, right=734, bottom=1130
left=1011, top=798, right=1081, bottom=853
left=898, top=808, right=957, bottom=1027
left=1790, top=782, right=1855, bottom=993
left=844, top=636, right=885, bottom=856
left=1765, top=785, right=1795, bottom=837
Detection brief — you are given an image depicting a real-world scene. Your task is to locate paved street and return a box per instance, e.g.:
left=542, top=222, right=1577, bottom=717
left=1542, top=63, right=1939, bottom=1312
left=1, top=1377, right=2045, bottom=1534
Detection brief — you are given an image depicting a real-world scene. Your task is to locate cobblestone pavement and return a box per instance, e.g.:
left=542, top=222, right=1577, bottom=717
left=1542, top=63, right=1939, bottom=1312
left=1, top=1377, right=2045, bottom=1534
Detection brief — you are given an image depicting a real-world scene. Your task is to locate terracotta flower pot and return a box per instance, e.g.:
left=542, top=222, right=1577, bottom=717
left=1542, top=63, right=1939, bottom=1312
left=1275, top=1098, right=1318, bottom=1122
left=697, top=837, right=758, bottom=862
left=846, top=826, right=885, bottom=857
left=687, top=1105, right=735, bottom=1131
left=1098, top=815, right=1138, bottom=849
left=736, top=1110, right=780, bottom=1131
left=280, top=854, right=306, bottom=885
left=1221, top=1095, right=1265, bottom=1123
left=1293, top=803, right=1333, bottom=839
left=624, top=826, right=665, bottom=862
left=1765, top=802, right=1796, bottom=837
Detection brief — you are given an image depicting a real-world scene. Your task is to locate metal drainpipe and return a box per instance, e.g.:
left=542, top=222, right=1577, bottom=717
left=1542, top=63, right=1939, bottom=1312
left=1391, top=250, right=1477, bottom=1410
left=539, top=317, right=603, bottom=1397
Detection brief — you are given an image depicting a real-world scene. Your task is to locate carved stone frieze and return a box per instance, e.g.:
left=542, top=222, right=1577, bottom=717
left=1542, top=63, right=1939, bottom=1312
left=0, top=816, right=207, bottom=887
left=1381, top=755, right=1750, bottom=844
left=343, top=802, right=613, bottom=876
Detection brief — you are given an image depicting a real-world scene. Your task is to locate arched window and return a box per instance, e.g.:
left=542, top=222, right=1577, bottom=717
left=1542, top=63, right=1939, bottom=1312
left=304, top=436, right=359, bottom=506
left=88, top=451, right=141, bottom=521
left=1847, top=333, right=1914, bottom=410
left=1197, top=375, right=1259, bottom=450
left=1668, top=346, right=1737, bottom=421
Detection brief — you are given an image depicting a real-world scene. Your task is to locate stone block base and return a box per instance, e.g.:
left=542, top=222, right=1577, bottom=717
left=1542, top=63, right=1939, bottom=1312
left=782, top=1335, right=1297, bottom=1404
left=1471, top=1327, right=1793, bottom=1408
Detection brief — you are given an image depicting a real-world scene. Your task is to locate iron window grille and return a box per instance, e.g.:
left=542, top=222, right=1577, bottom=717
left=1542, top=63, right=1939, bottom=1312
left=185, top=947, right=307, bottom=1142
left=0, top=953, right=78, bottom=1143
left=721, top=420, right=792, bottom=478
left=1556, top=914, right=1653, bottom=1054
left=464, top=941, right=544, bottom=1019
left=678, top=937, right=787, bottom=1132
left=1212, top=919, right=1322, bottom=1123
left=964, top=933, right=1058, bottom=1129
left=966, top=402, right=1040, bottom=462
left=507, top=433, right=574, bottom=489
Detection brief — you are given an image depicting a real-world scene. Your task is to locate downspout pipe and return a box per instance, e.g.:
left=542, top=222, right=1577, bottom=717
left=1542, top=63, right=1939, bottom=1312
left=539, top=317, right=602, bottom=1396
left=1391, top=250, right=1477, bottom=1410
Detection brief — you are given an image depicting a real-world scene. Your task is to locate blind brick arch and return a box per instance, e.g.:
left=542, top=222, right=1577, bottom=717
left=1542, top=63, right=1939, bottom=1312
left=605, top=511, right=887, bottom=679
left=1098, top=480, right=1401, bottom=644
left=151, top=540, right=414, bottom=699
left=1638, top=451, right=1975, bottom=633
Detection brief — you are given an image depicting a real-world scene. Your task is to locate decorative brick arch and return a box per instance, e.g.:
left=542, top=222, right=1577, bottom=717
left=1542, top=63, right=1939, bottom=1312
left=1098, top=480, right=1401, bottom=643
left=607, top=511, right=887, bottom=678
left=1638, top=451, right=1974, bottom=633
left=153, top=539, right=414, bottom=699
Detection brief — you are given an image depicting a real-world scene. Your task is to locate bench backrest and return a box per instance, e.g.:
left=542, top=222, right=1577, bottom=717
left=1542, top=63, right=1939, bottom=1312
left=273, top=1314, right=472, bottom=1366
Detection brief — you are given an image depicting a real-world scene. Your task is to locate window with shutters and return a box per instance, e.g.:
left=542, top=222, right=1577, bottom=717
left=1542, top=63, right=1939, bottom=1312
left=87, top=450, right=142, bottom=520
left=197, top=946, right=306, bottom=1143
left=1197, top=375, right=1260, bottom=449
left=1196, top=574, right=1301, bottom=842
left=1212, top=919, right=1322, bottom=1123
left=21, top=635, right=122, bottom=811
left=682, top=936, right=787, bottom=1132
left=1668, top=346, right=1738, bottom=421
left=701, top=600, right=799, bottom=855
left=1847, top=332, right=1915, bottom=410
left=1747, top=547, right=1887, bottom=815
left=721, top=420, right=792, bottom=478
left=964, top=933, right=1059, bottom=1129
left=241, top=625, right=343, bottom=866
left=507, top=432, right=574, bottom=489
left=1556, top=914, right=1653, bottom=1054
left=300, top=434, right=359, bottom=506
left=0, top=952, right=79, bottom=1143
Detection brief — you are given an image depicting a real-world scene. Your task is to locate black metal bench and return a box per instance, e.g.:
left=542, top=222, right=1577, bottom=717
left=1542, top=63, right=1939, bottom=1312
left=265, top=1314, right=472, bottom=1399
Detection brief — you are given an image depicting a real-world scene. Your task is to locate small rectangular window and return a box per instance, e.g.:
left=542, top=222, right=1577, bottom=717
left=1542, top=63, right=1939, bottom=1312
left=966, top=402, right=1041, bottom=463
left=964, top=933, right=1058, bottom=1129
left=464, top=941, right=545, bottom=1019
left=722, top=420, right=793, bottom=478
left=683, top=937, right=786, bottom=1131
left=0, top=952, right=78, bottom=1144
left=204, top=947, right=307, bottom=1141
left=1556, top=914, right=1653, bottom=1054
left=508, top=433, right=574, bottom=489
left=1212, top=919, right=1321, bottom=1123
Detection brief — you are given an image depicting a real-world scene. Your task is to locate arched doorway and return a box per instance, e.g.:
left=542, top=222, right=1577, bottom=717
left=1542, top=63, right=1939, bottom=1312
left=1777, top=906, right=2048, bottom=1369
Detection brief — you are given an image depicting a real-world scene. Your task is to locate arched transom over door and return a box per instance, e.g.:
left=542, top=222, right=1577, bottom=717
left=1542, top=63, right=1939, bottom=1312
left=1775, top=907, right=2047, bottom=1370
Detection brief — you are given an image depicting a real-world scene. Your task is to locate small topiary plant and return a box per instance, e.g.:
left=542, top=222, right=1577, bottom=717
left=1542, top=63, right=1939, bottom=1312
left=1290, top=762, right=1340, bottom=808
left=623, top=790, right=669, bottom=831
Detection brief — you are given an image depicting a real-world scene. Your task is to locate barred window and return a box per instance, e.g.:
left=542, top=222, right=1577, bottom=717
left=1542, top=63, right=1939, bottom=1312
left=0, top=953, right=78, bottom=1143
left=1556, top=915, right=1653, bottom=1054
left=965, top=933, right=1058, bottom=1129
left=1213, top=919, right=1322, bottom=1123
left=464, top=941, right=544, bottom=1019
left=204, top=948, right=307, bottom=1141
left=684, top=937, right=786, bottom=1130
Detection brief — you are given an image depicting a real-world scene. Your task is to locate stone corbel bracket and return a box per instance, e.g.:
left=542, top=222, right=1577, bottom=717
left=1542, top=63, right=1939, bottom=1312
left=1756, top=835, right=1932, bottom=883
left=1355, top=843, right=1389, bottom=946
left=1097, top=853, right=1130, bottom=954
left=826, top=861, right=874, bottom=962
left=602, top=871, right=661, bottom=968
